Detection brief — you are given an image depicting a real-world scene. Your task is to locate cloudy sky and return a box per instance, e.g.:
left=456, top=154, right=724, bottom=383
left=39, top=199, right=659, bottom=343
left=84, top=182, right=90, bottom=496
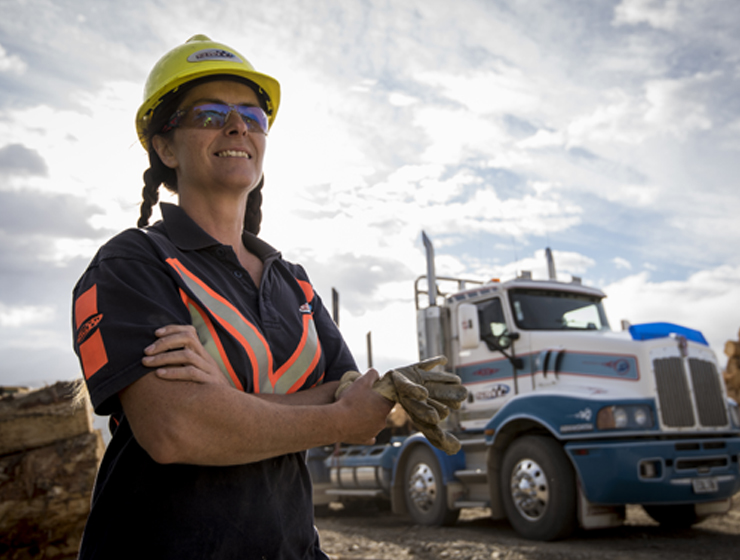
left=0, top=0, right=738, bottom=389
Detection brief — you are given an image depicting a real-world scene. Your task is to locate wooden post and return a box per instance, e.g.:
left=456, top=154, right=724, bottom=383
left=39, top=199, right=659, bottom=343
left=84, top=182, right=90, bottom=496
left=331, top=287, right=339, bottom=327
left=723, top=330, right=740, bottom=403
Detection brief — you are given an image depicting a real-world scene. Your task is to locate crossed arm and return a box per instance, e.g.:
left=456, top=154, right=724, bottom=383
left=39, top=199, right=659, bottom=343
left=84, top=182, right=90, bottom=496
left=120, top=325, right=392, bottom=466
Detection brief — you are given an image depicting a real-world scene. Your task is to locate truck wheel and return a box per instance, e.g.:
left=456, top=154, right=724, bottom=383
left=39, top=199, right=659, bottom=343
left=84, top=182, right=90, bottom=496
left=403, top=446, right=460, bottom=526
left=643, top=504, right=706, bottom=528
left=500, top=435, right=577, bottom=541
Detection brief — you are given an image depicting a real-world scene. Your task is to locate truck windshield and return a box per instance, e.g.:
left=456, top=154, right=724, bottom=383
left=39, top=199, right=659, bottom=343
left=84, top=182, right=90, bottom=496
left=509, top=289, right=610, bottom=331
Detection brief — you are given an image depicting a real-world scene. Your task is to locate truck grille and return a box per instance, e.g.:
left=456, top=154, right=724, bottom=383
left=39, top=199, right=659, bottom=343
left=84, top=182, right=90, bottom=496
left=653, top=357, right=727, bottom=429
left=689, top=358, right=728, bottom=426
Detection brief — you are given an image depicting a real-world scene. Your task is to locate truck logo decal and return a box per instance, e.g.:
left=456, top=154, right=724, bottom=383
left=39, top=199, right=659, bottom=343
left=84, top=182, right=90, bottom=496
left=584, top=358, right=631, bottom=375
left=571, top=408, right=593, bottom=421
left=473, top=367, right=500, bottom=377
left=474, top=384, right=510, bottom=401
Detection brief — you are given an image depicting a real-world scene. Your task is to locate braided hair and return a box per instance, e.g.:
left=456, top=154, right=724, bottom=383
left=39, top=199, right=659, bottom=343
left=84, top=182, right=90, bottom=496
left=137, top=76, right=266, bottom=235
left=245, top=175, right=264, bottom=235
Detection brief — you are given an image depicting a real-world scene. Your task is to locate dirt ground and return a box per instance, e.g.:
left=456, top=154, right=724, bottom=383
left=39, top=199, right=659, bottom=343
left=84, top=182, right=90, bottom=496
left=315, top=492, right=740, bottom=560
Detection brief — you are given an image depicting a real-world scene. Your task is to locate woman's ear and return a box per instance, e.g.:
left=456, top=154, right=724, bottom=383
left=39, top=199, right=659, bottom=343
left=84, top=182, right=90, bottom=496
left=152, top=135, right=178, bottom=170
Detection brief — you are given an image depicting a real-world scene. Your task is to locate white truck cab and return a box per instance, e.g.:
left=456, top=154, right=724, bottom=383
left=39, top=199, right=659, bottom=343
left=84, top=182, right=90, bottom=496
left=311, top=233, right=740, bottom=541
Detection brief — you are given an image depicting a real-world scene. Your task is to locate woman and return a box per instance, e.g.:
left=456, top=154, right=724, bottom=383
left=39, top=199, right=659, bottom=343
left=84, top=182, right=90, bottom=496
left=72, top=35, right=392, bottom=559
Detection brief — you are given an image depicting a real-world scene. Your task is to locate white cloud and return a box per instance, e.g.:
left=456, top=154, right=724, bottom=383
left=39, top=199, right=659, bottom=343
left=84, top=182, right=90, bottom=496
left=416, top=65, right=540, bottom=115
left=602, top=183, right=659, bottom=208
left=644, top=74, right=715, bottom=138
left=0, top=303, right=54, bottom=327
left=388, top=92, right=417, bottom=107
left=567, top=89, right=650, bottom=146
left=517, top=129, right=564, bottom=150
left=613, top=257, right=632, bottom=270
left=0, top=43, right=26, bottom=74
left=613, top=0, right=682, bottom=30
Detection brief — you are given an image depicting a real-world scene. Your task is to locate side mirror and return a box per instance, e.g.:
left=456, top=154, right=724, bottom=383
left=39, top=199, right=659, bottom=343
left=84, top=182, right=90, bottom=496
left=458, top=303, right=480, bottom=350
left=497, top=333, right=513, bottom=350
left=494, top=330, right=518, bottom=350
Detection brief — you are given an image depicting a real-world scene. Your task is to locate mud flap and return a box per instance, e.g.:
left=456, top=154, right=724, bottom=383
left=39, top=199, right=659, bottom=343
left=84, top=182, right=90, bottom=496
left=695, top=498, right=731, bottom=517
left=577, top=486, right=625, bottom=530
left=446, top=481, right=465, bottom=508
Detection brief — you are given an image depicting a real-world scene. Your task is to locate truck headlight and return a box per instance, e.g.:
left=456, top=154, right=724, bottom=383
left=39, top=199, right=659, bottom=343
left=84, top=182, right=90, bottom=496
left=613, top=407, right=628, bottom=428
left=634, top=407, right=650, bottom=427
left=597, top=405, right=653, bottom=430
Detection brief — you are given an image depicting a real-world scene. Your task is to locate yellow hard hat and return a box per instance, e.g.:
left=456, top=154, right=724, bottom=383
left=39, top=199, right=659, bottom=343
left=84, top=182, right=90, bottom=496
left=135, top=34, right=281, bottom=148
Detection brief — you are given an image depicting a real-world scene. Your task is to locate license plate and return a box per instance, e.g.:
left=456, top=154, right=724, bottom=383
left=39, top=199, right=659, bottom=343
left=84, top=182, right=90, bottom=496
left=692, top=477, right=719, bottom=494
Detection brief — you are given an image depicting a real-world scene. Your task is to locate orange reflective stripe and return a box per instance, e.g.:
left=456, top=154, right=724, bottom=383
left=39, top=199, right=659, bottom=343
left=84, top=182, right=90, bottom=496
left=179, top=288, right=243, bottom=391
left=74, top=284, right=109, bottom=379
left=166, top=258, right=322, bottom=394
left=166, top=258, right=271, bottom=392
left=296, top=279, right=314, bottom=303
left=80, top=330, right=108, bottom=380
left=274, top=313, right=322, bottom=394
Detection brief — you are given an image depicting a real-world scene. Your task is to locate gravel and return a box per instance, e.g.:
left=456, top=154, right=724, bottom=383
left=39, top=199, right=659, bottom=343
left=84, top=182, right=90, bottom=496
left=316, top=492, right=740, bottom=560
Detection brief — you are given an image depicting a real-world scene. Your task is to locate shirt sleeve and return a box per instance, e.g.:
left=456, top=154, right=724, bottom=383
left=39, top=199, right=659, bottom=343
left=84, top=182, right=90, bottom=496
left=72, top=231, right=191, bottom=415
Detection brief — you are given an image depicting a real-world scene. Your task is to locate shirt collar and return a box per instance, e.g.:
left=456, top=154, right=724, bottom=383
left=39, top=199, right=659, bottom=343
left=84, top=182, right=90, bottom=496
left=158, top=202, right=280, bottom=261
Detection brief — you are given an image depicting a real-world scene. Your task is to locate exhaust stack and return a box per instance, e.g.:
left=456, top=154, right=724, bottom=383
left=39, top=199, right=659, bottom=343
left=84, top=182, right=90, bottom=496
left=422, top=231, right=438, bottom=307
left=545, top=247, right=557, bottom=281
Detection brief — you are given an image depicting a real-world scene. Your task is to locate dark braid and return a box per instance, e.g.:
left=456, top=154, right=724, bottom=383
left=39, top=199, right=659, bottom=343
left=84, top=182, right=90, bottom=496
left=244, top=175, right=264, bottom=235
left=137, top=168, right=160, bottom=228
left=137, top=148, right=180, bottom=227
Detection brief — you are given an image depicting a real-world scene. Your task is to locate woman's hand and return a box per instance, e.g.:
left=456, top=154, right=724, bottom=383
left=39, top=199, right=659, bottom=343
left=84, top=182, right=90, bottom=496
left=333, top=369, right=394, bottom=445
left=142, top=324, right=229, bottom=386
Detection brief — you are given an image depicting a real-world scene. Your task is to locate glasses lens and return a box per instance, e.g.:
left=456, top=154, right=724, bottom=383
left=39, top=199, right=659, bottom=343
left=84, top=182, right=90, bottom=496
left=235, top=106, right=269, bottom=134
left=187, top=103, right=230, bottom=129
left=180, top=103, right=268, bottom=134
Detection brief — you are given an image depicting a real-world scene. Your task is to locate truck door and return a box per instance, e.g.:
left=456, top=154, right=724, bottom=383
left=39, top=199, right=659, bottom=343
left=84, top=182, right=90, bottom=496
left=478, top=297, right=533, bottom=396
left=455, top=297, right=525, bottom=429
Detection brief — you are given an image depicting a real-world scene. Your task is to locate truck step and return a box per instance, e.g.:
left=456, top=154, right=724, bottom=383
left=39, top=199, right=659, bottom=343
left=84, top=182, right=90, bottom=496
left=459, top=438, right=487, bottom=448
left=453, top=500, right=490, bottom=508
left=325, top=488, right=386, bottom=498
left=454, top=469, right=488, bottom=482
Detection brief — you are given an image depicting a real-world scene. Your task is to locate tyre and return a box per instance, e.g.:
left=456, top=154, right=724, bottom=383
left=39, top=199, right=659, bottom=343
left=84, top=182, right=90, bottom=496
left=403, top=445, right=460, bottom=526
left=643, top=504, right=706, bottom=528
left=500, top=435, right=577, bottom=541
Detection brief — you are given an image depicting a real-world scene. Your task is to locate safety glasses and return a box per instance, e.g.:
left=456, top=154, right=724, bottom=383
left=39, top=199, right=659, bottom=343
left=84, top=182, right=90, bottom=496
left=162, top=102, right=269, bottom=135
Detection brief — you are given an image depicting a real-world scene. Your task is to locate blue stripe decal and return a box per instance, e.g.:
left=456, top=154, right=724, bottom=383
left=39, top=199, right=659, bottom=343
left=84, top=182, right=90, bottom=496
left=456, top=351, right=638, bottom=382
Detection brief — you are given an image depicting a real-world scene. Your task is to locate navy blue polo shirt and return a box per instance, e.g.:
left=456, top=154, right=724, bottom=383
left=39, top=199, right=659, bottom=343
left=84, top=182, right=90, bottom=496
left=72, top=203, right=356, bottom=560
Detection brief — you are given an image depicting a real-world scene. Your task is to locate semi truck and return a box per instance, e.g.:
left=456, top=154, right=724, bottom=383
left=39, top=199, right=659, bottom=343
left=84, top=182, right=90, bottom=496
left=309, top=233, right=740, bottom=540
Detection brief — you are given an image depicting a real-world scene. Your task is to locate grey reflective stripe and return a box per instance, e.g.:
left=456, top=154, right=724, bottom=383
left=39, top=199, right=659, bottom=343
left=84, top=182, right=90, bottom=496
left=271, top=315, right=320, bottom=394
left=168, top=260, right=271, bottom=390
left=168, top=259, right=322, bottom=395
left=186, top=301, right=237, bottom=389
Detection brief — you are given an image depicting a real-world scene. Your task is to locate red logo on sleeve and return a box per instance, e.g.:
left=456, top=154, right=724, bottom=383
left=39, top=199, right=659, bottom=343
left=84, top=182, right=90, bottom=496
left=74, top=285, right=108, bottom=379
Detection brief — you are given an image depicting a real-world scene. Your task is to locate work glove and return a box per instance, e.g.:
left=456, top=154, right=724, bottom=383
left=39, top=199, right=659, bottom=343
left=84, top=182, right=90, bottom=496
left=335, top=356, right=467, bottom=455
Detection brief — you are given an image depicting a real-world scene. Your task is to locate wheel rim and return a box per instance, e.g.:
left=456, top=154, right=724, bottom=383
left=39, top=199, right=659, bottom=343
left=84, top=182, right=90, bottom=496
left=509, top=457, right=549, bottom=521
left=407, top=461, right=437, bottom=513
